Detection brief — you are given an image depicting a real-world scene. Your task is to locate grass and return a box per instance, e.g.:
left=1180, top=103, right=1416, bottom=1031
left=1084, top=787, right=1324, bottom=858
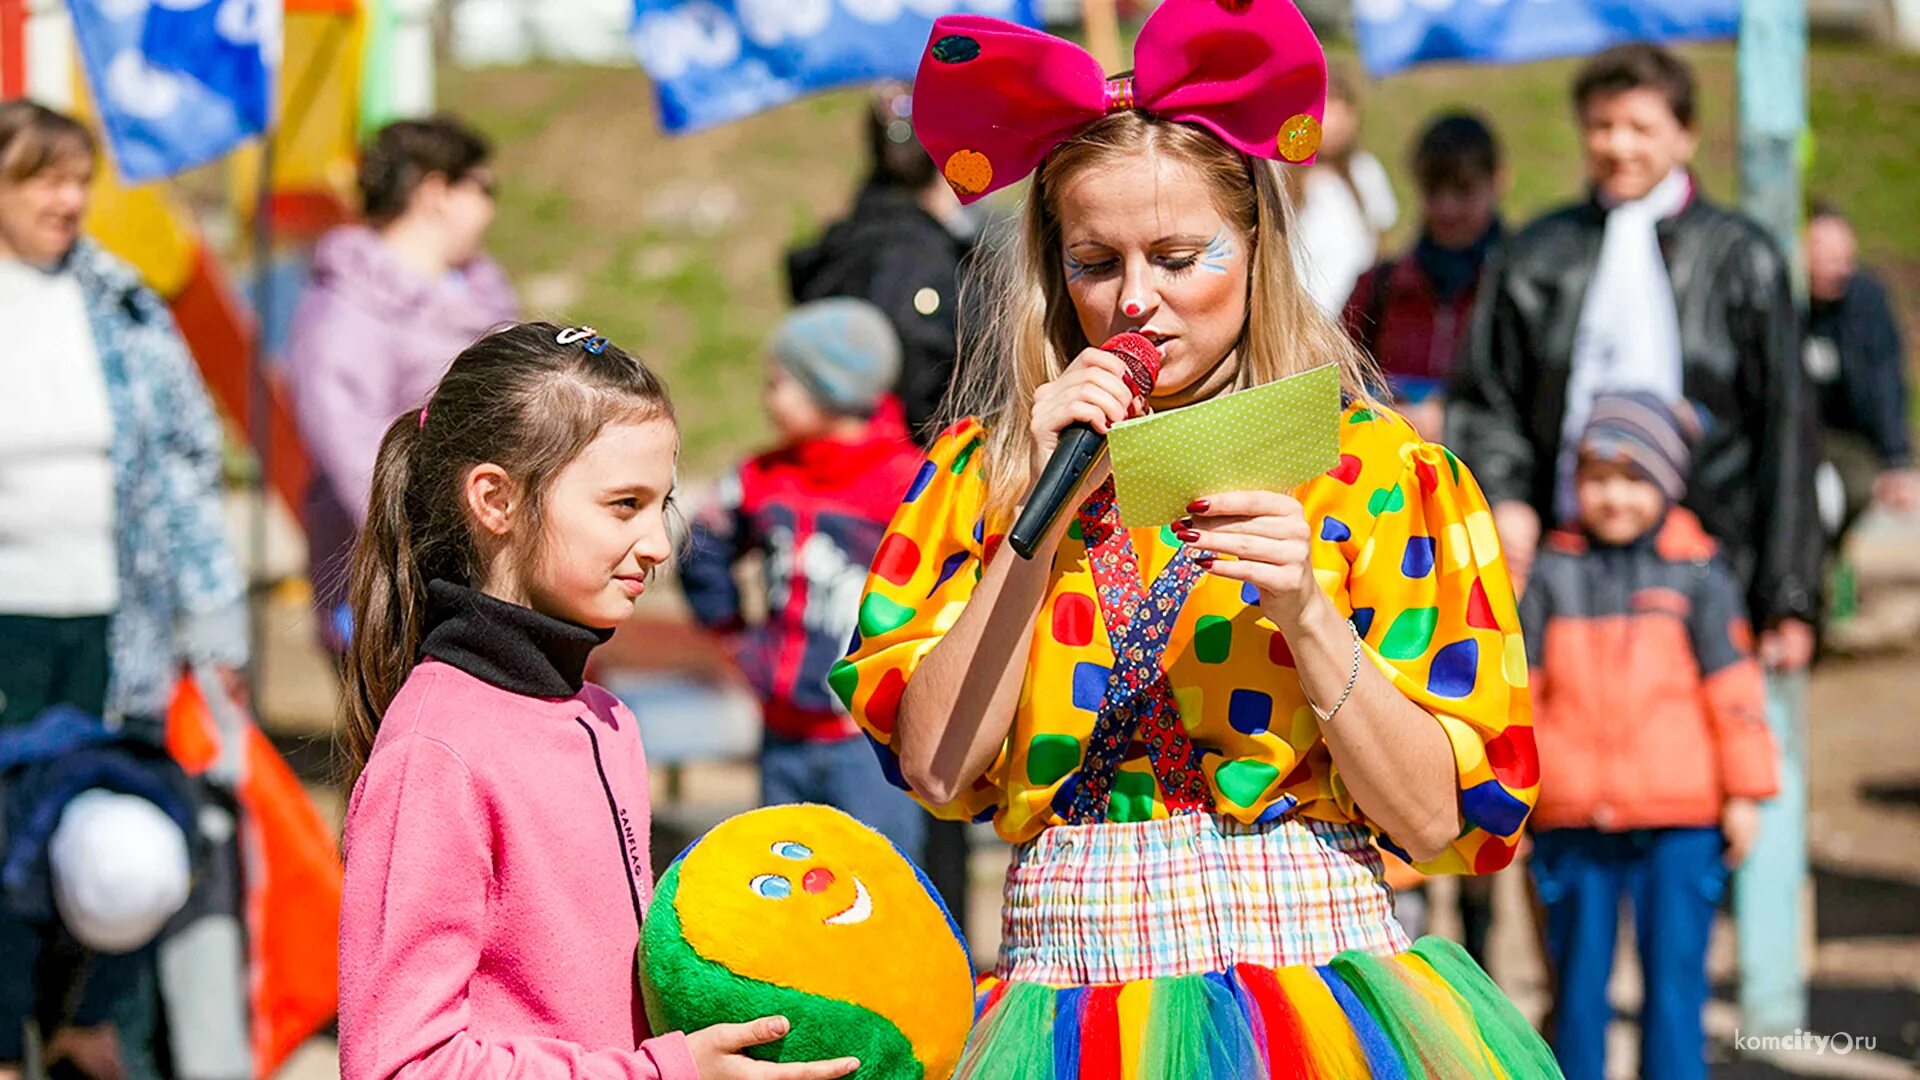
left=442, top=40, right=1920, bottom=474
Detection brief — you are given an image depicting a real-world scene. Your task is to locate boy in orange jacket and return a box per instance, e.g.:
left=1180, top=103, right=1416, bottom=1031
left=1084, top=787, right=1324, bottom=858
left=1522, top=390, right=1779, bottom=1080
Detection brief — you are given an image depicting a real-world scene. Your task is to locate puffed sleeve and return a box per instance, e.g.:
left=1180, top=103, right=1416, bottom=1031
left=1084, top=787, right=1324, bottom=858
left=829, top=419, right=1005, bottom=821
left=1342, top=437, right=1539, bottom=876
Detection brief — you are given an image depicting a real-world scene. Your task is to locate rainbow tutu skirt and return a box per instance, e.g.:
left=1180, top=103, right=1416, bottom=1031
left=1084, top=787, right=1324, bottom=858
left=955, top=814, right=1561, bottom=1079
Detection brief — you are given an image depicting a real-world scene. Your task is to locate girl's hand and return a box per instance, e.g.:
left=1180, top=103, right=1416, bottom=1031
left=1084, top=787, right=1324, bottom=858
left=1029, top=346, right=1146, bottom=477
left=1721, top=797, right=1761, bottom=869
left=685, top=1017, right=859, bottom=1079
left=1179, top=491, right=1328, bottom=639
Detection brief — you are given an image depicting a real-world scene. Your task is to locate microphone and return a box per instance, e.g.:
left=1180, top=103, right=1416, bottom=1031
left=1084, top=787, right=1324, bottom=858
left=1008, top=332, right=1162, bottom=560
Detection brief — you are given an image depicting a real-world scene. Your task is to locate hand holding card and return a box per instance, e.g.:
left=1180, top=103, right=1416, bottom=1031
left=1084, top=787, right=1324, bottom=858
left=1105, top=363, right=1342, bottom=528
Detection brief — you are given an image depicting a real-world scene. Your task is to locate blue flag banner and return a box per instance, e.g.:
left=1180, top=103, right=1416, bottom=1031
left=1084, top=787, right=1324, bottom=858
left=630, top=0, right=1042, bottom=134
left=1354, top=0, right=1741, bottom=77
left=65, top=0, right=275, bottom=182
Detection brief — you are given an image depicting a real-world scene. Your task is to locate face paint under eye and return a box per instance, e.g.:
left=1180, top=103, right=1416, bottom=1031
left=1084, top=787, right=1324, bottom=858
left=771, top=841, right=813, bottom=860
left=750, top=874, right=793, bottom=899
left=1199, top=231, right=1235, bottom=275
left=1063, top=250, right=1090, bottom=283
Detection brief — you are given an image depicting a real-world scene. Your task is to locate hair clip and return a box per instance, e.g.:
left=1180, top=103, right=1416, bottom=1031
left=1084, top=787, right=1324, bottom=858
left=417, top=405, right=429, bottom=430
left=556, top=326, right=596, bottom=346
left=584, top=336, right=609, bottom=355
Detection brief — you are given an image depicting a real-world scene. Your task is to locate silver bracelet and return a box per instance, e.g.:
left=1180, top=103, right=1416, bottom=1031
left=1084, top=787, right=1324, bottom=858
left=1310, top=619, right=1362, bottom=724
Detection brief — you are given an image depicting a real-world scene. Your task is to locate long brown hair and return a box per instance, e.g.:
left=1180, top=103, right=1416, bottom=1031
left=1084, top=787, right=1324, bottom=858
left=341, top=322, right=674, bottom=784
left=948, top=112, right=1378, bottom=521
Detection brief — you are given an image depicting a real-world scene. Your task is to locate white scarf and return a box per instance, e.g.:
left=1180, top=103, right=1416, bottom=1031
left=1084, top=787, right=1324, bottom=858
left=1556, top=167, right=1692, bottom=523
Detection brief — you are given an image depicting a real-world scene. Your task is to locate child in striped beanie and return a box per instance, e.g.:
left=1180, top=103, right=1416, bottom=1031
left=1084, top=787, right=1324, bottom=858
left=1522, top=388, right=1778, bottom=1080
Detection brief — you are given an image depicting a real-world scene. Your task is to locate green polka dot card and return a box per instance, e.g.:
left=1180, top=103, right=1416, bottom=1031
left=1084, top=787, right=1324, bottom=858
left=1106, top=363, right=1341, bottom=527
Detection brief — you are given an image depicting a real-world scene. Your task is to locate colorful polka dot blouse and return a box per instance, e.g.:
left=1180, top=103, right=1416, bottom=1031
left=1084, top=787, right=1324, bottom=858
left=831, top=404, right=1538, bottom=875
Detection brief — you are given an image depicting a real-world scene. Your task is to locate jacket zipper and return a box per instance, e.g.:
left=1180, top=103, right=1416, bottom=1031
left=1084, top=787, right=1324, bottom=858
left=576, top=716, right=645, bottom=934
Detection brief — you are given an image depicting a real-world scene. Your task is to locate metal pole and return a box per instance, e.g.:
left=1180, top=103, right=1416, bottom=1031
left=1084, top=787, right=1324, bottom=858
left=1735, top=0, right=1811, bottom=1040
left=1738, top=0, right=1807, bottom=267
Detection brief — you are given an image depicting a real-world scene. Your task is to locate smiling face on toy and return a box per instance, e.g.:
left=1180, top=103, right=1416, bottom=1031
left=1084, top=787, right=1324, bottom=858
left=679, top=809, right=930, bottom=965
left=747, top=838, right=875, bottom=927
left=653, top=805, right=974, bottom=1080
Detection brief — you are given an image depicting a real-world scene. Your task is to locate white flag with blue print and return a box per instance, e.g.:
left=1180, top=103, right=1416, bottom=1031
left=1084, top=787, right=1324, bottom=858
left=631, top=0, right=1042, bottom=134
left=65, top=0, right=277, bottom=182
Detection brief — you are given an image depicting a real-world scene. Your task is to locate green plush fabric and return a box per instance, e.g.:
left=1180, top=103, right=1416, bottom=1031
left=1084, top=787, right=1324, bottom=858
left=641, top=862, right=924, bottom=1079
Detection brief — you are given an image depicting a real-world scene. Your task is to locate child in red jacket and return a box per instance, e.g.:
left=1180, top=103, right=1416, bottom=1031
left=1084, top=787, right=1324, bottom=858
left=681, top=299, right=927, bottom=858
left=1522, top=391, right=1779, bottom=1080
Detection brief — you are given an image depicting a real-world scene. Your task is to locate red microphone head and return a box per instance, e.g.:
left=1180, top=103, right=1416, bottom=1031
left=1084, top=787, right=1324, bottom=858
left=1101, top=332, right=1162, bottom=397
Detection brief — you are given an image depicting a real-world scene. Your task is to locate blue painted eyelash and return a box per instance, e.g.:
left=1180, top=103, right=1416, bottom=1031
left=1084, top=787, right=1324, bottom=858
left=1199, top=231, right=1234, bottom=275
left=1063, top=251, right=1089, bottom=283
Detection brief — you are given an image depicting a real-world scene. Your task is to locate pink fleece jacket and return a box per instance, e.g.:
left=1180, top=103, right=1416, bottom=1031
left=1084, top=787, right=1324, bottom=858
left=338, top=658, right=698, bottom=1079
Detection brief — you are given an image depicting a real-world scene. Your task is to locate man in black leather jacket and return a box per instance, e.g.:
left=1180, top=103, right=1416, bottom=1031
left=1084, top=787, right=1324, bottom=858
left=1449, top=44, right=1822, bottom=667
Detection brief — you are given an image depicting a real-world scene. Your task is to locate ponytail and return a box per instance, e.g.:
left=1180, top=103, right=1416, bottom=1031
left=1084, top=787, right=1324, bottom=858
left=341, top=414, right=430, bottom=787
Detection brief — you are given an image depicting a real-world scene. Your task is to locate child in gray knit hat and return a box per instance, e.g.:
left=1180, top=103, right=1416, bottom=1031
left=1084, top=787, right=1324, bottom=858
left=766, top=297, right=902, bottom=424
left=680, top=298, right=929, bottom=860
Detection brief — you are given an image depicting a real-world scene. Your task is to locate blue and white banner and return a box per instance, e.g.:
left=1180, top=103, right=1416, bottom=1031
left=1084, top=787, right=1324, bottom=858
left=630, top=0, right=1042, bottom=134
left=65, top=0, right=277, bottom=182
left=1354, top=0, right=1741, bottom=77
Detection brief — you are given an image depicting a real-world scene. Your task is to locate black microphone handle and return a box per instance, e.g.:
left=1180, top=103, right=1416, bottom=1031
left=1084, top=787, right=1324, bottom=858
left=1008, top=423, right=1107, bottom=560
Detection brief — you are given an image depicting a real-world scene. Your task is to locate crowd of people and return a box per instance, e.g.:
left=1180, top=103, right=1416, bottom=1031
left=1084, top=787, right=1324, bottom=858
left=0, top=7, right=1911, bottom=1078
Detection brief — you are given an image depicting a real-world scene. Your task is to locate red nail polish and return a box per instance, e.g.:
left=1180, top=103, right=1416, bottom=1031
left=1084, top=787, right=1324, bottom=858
left=1198, top=556, right=1216, bottom=569
left=1176, top=528, right=1200, bottom=543
left=1187, top=499, right=1210, bottom=514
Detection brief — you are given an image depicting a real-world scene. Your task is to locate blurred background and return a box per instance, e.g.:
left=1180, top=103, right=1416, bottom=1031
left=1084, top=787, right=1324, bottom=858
left=1, top=0, right=1917, bottom=1076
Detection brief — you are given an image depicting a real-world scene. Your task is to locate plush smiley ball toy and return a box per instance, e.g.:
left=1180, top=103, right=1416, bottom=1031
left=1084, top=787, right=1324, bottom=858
left=640, top=804, right=974, bottom=1079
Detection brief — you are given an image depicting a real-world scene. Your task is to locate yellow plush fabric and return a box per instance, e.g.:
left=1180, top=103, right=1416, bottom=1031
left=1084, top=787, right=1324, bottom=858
left=667, top=805, right=973, bottom=1078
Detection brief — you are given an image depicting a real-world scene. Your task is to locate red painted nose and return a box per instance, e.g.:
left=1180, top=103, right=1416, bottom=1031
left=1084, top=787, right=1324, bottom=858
left=802, top=867, right=836, bottom=894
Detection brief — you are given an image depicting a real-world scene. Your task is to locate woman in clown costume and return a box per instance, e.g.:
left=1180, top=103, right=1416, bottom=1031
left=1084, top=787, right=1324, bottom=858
left=832, top=1, right=1560, bottom=1075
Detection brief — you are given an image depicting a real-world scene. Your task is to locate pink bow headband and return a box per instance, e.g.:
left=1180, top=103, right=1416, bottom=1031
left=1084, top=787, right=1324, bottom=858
left=912, top=0, right=1328, bottom=205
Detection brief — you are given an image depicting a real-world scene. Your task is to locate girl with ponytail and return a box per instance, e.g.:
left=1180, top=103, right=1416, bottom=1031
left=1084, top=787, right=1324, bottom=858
left=336, top=323, right=858, bottom=1080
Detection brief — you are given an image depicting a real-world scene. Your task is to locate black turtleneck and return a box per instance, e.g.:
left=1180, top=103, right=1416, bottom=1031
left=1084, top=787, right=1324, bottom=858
left=418, top=580, right=613, bottom=698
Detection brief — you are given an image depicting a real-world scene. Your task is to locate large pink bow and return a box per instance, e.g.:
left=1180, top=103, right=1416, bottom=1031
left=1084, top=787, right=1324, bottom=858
left=912, top=0, right=1328, bottom=204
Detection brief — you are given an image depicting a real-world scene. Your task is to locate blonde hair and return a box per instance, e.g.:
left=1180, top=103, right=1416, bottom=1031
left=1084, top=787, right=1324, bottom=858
left=947, top=113, right=1378, bottom=521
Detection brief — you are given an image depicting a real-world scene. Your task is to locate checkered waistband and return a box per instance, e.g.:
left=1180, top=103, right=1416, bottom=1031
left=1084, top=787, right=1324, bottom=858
left=998, top=812, right=1410, bottom=985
